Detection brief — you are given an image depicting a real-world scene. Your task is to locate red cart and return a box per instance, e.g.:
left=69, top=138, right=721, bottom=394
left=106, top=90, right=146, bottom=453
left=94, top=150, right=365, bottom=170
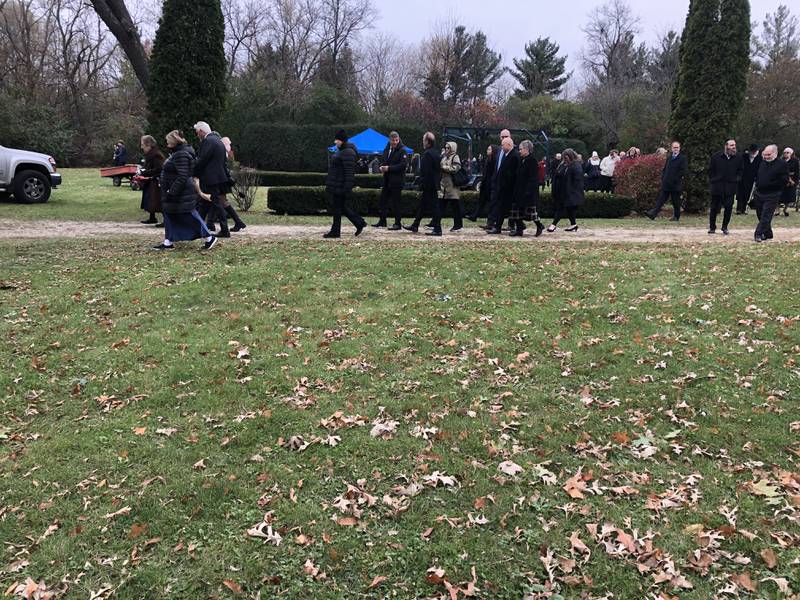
left=100, top=164, right=139, bottom=188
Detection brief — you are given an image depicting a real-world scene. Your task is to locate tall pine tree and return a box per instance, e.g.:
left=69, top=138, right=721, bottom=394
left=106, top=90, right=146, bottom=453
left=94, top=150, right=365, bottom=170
left=511, top=37, right=570, bottom=97
left=669, top=0, right=750, bottom=212
left=148, top=0, right=227, bottom=144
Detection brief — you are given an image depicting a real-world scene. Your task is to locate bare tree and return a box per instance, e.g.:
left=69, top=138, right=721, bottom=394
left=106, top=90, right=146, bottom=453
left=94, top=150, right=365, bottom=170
left=88, top=0, right=148, bottom=89
left=319, top=0, right=375, bottom=66
left=222, top=0, right=265, bottom=77
left=355, top=31, right=417, bottom=113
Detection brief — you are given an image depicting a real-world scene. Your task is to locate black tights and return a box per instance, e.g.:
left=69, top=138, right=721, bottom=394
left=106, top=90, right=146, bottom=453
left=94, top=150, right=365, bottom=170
left=552, top=206, right=577, bottom=226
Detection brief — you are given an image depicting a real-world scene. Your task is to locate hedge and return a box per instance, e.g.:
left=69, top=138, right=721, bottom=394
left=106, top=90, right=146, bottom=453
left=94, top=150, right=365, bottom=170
left=267, top=187, right=633, bottom=218
left=255, top=171, right=386, bottom=189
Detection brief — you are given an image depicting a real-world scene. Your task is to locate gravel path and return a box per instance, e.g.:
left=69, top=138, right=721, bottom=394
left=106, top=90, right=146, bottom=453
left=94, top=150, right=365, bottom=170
left=3, top=218, right=800, bottom=243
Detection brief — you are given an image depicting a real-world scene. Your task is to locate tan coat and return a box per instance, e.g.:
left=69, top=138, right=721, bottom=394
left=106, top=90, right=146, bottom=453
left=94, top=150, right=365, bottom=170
left=440, top=141, right=461, bottom=199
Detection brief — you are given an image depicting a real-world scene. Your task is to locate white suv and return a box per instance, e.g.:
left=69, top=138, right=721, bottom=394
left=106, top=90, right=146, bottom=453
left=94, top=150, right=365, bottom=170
left=0, top=144, right=62, bottom=203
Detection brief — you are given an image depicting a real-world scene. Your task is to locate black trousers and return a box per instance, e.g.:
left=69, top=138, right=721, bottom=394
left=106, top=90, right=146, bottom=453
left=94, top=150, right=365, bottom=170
left=440, top=196, right=463, bottom=229
left=492, top=193, right=513, bottom=230
left=552, top=205, right=577, bottom=226
left=653, top=189, right=682, bottom=219
left=201, top=184, right=230, bottom=235
left=600, top=175, right=613, bottom=193
left=754, top=191, right=780, bottom=240
left=709, top=193, right=734, bottom=231
left=469, top=191, right=491, bottom=220
left=736, top=181, right=753, bottom=213
left=378, top=186, right=402, bottom=225
left=412, top=189, right=441, bottom=231
left=328, top=192, right=364, bottom=234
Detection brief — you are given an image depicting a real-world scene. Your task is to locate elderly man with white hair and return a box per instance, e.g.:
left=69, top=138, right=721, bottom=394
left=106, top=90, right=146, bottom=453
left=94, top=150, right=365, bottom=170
left=193, top=120, right=232, bottom=238
left=752, top=144, right=790, bottom=242
left=780, top=147, right=799, bottom=216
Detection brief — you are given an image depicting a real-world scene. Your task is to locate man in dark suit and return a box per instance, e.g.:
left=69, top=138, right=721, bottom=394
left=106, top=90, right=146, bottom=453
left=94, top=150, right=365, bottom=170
left=487, top=137, right=519, bottom=234
left=708, top=139, right=743, bottom=235
left=404, top=132, right=442, bottom=236
left=753, top=144, right=789, bottom=242
left=193, top=121, right=231, bottom=237
left=373, top=131, right=408, bottom=230
left=647, top=141, right=688, bottom=221
left=737, top=144, right=761, bottom=214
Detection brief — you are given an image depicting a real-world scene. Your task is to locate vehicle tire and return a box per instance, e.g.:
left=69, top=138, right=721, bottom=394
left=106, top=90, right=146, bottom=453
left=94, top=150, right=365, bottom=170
left=13, top=170, right=51, bottom=204
left=113, top=176, right=122, bottom=187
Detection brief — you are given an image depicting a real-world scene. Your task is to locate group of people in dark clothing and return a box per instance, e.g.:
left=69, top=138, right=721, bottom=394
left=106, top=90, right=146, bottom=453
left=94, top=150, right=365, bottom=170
left=134, top=121, right=247, bottom=249
left=644, top=139, right=798, bottom=242
left=324, top=128, right=585, bottom=238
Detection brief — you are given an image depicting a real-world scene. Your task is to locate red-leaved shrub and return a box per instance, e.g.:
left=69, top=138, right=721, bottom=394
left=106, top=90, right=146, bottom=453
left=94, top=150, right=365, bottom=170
left=614, top=154, right=666, bottom=215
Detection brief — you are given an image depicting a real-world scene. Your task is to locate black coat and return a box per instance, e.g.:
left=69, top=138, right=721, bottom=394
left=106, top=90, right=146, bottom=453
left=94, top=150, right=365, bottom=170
left=479, top=146, right=498, bottom=204
left=326, top=142, right=357, bottom=196
left=113, top=146, right=127, bottom=166
left=419, top=147, right=441, bottom=193
left=381, top=142, right=408, bottom=190
left=755, top=158, right=789, bottom=194
left=513, top=154, right=539, bottom=209
left=563, top=161, right=585, bottom=207
left=194, top=132, right=228, bottom=188
left=709, top=151, right=743, bottom=196
left=160, top=144, right=199, bottom=214
left=141, top=148, right=165, bottom=213
left=493, top=147, right=519, bottom=200
left=661, top=152, right=688, bottom=192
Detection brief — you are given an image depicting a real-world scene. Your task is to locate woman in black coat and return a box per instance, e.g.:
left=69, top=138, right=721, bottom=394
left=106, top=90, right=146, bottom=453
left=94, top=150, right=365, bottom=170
left=324, top=129, right=367, bottom=238
left=547, top=148, right=584, bottom=233
left=467, top=144, right=497, bottom=222
left=780, top=148, right=798, bottom=216
left=508, top=140, right=544, bottom=237
left=139, top=135, right=165, bottom=226
left=154, top=130, right=217, bottom=250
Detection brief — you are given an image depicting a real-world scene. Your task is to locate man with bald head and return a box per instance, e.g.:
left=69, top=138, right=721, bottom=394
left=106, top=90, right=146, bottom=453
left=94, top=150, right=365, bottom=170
left=487, top=136, right=519, bottom=234
left=752, top=144, right=789, bottom=242
left=708, top=139, right=743, bottom=235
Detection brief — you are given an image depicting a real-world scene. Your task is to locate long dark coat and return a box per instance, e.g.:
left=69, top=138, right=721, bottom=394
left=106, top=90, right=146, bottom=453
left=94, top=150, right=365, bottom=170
left=194, top=132, right=228, bottom=188
left=326, top=142, right=358, bottom=196
left=141, top=147, right=165, bottom=213
left=709, top=151, right=743, bottom=197
left=419, top=147, right=441, bottom=193
left=381, top=142, right=408, bottom=190
left=479, top=146, right=498, bottom=205
left=512, top=154, right=539, bottom=210
left=661, top=153, right=688, bottom=192
left=160, top=144, right=199, bottom=214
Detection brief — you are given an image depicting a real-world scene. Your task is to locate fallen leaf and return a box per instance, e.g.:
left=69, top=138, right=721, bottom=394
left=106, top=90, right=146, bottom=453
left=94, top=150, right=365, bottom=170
left=222, top=579, right=243, bottom=595
left=367, top=575, right=387, bottom=590
left=760, top=548, right=777, bottom=569
left=498, top=461, right=523, bottom=476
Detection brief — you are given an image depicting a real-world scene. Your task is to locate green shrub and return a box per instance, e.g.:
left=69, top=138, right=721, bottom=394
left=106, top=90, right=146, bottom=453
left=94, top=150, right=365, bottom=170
left=254, top=171, right=386, bottom=189
left=267, top=187, right=633, bottom=218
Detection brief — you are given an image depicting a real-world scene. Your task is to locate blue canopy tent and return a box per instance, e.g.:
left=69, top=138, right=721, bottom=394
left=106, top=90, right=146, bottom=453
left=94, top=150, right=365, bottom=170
left=328, top=128, right=414, bottom=155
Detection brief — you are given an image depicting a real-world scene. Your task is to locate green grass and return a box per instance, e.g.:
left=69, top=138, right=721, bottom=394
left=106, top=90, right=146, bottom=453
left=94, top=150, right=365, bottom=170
left=3, top=168, right=797, bottom=229
left=1, top=238, right=799, bottom=599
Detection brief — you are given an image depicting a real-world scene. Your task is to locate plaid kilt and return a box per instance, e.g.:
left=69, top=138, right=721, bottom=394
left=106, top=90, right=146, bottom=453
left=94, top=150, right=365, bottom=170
left=509, top=205, right=539, bottom=221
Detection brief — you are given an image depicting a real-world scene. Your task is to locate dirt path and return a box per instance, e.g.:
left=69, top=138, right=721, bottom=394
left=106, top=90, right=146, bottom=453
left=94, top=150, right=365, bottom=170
left=3, top=218, right=800, bottom=243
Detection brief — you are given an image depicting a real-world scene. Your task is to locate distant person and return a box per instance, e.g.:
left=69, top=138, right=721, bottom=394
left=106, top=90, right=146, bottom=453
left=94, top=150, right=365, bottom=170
left=404, top=132, right=442, bottom=235
left=584, top=151, right=601, bottom=191
left=466, top=144, right=497, bottom=223
left=599, top=149, right=619, bottom=193
left=646, top=141, right=688, bottom=221
left=487, top=136, right=519, bottom=234
left=780, top=147, right=798, bottom=216
left=439, top=141, right=463, bottom=232
left=324, top=129, right=366, bottom=238
left=113, top=141, right=127, bottom=166
left=537, top=157, right=547, bottom=191
left=373, top=131, right=407, bottom=230
left=736, top=144, right=761, bottom=215
left=153, top=130, right=217, bottom=251
left=752, top=144, right=789, bottom=242
left=139, top=135, right=164, bottom=226
left=369, top=156, right=381, bottom=174
left=627, top=147, right=641, bottom=159
left=708, top=139, right=743, bottom=235
left=548, top=153, right=562, bottom=187
left=547, top=149, right=584, bottom=233
left=508, top=140, right=544, bottom=237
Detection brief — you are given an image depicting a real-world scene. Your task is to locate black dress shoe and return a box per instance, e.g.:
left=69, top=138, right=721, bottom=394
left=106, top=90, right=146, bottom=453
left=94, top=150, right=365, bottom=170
left=534, top=222, right=544, bottom=237
left=646, top=210, right=656, bottom=220
left=231, top=224, right=246, bottom=232
left=403, top=225, right=418, bottom=232
left=141, top=218, right=157, bottom=224
left=722, top=229, right=730, bottom=235
left=465, top=215, right=477, bottom=222
left=425, top=230, right=442, bottom=236
left=372, top=222, right=386, bottom=228
left=217, top=231, right=231, bottom=238
left=355, top=223, right=366, bottom=236
left=708, top=229, right=716, bottom=234
left=486, top=228, right=502, bottom=234
left=323, top=232, right=340, bottom=239
left=387, top=224, right=402, bottom=231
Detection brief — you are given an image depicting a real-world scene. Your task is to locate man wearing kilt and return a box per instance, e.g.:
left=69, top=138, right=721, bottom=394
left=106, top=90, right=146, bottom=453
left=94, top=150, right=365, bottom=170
left=508, top=140, right=545, bottom=237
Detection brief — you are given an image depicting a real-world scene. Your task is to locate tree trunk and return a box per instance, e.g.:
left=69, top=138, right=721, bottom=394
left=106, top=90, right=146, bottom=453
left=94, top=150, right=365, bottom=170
left=89, top=0, right=149, bottom=90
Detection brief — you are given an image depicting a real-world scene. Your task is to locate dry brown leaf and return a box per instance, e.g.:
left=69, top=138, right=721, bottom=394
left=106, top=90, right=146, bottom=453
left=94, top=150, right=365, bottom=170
left=222, top=579, right=243, bottom=595
left=760, top=548, right=777, bottom=569
left=367, top=575, right=387, bottom=590
left=337, top=516, right=358, bottom=527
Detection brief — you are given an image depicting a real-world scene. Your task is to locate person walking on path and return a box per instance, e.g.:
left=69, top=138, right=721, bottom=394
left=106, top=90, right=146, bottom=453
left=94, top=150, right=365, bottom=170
left=646, top=141, right=688, bottom=221
left=708, top=139, right=743, bottom=235
left=439, top=141, right=464, bottom=232
left=139, top=135, right=165, bottom=226
left=193, top=121, right=231, bottom=238
left=780, top=147, right=798, bottom=216
left=736, top=144, right=761, bottom=214
left=752, top=144, right=789, bottom=242
left=324, top=129, right=366, bottom=239
left=508, top=140, right=544, bottom=237
left=467, top=144, right=497, bottom=224
left=547, top=148, right=584, bottom=233
left=404, top=132, right=442, bottom=236
left=153, top=130, right=217, bottom=251
left=486, top=137, right=519, bottom=234
left=372, top=131, right=408, bottom=230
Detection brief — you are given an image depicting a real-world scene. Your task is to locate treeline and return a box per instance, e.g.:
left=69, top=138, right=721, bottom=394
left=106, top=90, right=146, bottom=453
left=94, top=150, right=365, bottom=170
left=0, top=0, right=798, bottom=168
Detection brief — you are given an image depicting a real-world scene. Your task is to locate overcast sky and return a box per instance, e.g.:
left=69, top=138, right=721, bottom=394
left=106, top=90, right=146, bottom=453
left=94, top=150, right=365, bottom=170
left=373, top=0, right=786, bottom=95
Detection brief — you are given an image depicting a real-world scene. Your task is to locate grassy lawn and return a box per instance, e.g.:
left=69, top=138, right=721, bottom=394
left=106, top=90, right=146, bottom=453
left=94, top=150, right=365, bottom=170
left=1, top=238, right=799, bottom=599
left=2, top=168, right=797, bottom=229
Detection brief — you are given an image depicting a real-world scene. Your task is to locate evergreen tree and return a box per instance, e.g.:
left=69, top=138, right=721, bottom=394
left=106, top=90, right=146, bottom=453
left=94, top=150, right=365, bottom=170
left=669, top=0, right=750, bottom=212
left=148, top=0, right=227, bottom=143
left=511, top=37, right=570, bottom=97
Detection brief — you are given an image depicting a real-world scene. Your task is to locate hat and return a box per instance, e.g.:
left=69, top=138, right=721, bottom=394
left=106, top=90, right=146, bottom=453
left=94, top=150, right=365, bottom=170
left=335, top=129, right=348, bottom=143
left=748, top=143, right=759, bottom=152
